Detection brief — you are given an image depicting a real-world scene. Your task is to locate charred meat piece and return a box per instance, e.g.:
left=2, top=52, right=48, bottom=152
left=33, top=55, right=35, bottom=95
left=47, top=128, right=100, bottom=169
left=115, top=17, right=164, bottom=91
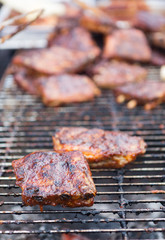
left=80, top=12, right=115, bottom=34
left=115, top=81, right=165, bottom=110
left=53, top=127, right=146, bottom=168
left=12, top=151, right=96, bottom=207
left=37, top=74, right=100, bottom=106
left=57, top=3, right=82, bottom=29
left=13, top=67, right=43, bottom=95
left=150, top=32, right=165, bottom=49
left=12, top=46, right=100, bottom=75
left=62, top=234, right=90, bottom=240
left=103, top=29, right=151, bottom=62
left=48, top=27, right=100, bottom=55
left=134, top=11, right=165, bottom=32
left=150, top=50, right=165, bottom=66
left=91, top=60, right=147, bottom=88
left=100, top=0, right=149, bottom=22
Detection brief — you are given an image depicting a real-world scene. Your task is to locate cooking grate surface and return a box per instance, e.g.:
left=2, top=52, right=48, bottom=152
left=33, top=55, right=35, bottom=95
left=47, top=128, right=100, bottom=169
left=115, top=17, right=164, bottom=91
left=0, top=67, right=165, bottom=240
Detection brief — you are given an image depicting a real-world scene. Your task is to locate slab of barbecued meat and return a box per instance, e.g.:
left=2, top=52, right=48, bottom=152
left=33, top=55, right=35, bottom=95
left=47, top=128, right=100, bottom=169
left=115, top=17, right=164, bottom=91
left=100, top=0, right=149, bottom=22
left=115, top=81, right=165, bottom=110
left=134, top=11, right=165, bottom=32
left=48, top=27, right=100, bottom=55
left=91, top=60, right=147, bottom=88
left=80, top=11, right=115, bottom=34
left=53, top=127, right=146, bottom=168
left=13, top=67, right=44, bottom=95
left=149, top=32, right=165, bottom=49
left=37, top=74, right=100, bottom=107
left=150, top=50, right=165, bottom=66
left=12, top=46, right=100, bottom=75
left=12, top=151, right=96, bottom=207
left=56, top=2, right=82, bottom=29
left=103, top=29, right=151, bottom=62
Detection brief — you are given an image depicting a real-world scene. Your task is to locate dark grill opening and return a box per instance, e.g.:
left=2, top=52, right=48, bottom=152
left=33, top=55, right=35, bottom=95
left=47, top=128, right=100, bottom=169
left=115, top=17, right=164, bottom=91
left=0, top=67, right=165, bottom=240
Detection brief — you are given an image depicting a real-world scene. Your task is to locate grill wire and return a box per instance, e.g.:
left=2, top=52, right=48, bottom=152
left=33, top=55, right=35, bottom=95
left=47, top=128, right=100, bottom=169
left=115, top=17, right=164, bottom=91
left=0, top=66, right=165, bottom=240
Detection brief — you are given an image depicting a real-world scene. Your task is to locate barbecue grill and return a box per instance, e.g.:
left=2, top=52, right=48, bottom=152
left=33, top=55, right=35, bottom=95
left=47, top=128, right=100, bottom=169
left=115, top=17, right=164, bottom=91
left=0, top=64, right=165, bottom=240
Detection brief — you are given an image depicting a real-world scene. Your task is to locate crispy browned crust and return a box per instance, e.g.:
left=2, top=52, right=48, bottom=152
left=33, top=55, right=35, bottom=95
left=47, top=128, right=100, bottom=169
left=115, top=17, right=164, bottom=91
left=12, top=46, right=100, bottom=75
left=12, top=151, right=96, bottom=207
left=80, top=13, right=114, bottom=34
left=133, top=11, right=165, bottom=32
left=115, top=81, right=165, bottom=109
left=53, top=127, right=147, bottom=168
left=103, top=29, right=151, bottom=62
left=100, top=0, right=149, bottom=22
left=37, top=74, right=101, bottom=106
left=48, top=27, right=100, bottom=55
left=92, top=60, right=147, bottom=88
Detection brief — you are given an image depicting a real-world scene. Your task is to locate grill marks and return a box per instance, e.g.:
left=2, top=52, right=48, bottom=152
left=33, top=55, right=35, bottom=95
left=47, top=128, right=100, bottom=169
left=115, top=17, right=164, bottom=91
left=12, top=151, right=96, bottom=207
left=103, top=29, right=151, bottom=62
left=115, top=81, right=165, bottom=110
left=91, top=60, right=147, bottom=89
left=37, top=74, right=101, bottom=106
left=53, top=127, right=147, bottom=168
left=12, top=46, right=99, bottom=75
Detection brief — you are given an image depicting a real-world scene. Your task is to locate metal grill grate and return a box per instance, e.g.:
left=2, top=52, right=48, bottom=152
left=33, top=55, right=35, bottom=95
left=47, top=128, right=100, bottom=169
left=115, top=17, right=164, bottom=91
left=0, top=67, right=165, bottom=240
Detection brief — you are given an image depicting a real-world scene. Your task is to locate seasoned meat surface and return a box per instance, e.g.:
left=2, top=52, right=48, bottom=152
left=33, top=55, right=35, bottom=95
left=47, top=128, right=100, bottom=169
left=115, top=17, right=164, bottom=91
left=48, top=27, right=100, bottom=55
left=80, top=12, right=115, bottom=34
left=12, top=151, right=96, bottom=207
left=115, top=81, right=165, bottom=109
left=103, top=29, right=151, bottom=62
left=37, top=74, right=100, bottom=106
left=13, top=67, right=42, bottom=95
left=91, top=60, right=147, bottom=88
left=53, top=127, right=146, bottom=168
left=12, top=46, right=100, bottom=75
left=100, top=0, right=149, bottom=21
left=134, top=11, right=165, bottom=32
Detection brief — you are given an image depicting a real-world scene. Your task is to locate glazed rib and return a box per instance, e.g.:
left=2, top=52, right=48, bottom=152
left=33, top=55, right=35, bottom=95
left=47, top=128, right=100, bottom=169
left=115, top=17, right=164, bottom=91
left=53, top=127, right=146, bottom=168
left=12, top=46, right=100, bottom=75
left=115, top=81, right=165, bottom=110
left=91, top=60, right=147, bottom=88
left=37, top=74, right=100, bottom=106
left=103, top=29, right=151, bottom=62
left=12, top=151, right=96, bottom=207
left=48, top=27, right=100, bottom=55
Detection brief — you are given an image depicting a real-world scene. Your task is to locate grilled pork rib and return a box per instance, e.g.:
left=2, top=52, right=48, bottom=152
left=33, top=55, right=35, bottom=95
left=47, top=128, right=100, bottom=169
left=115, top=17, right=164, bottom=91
left=53, top=127, right=146, bottom=168
left=12, top=151, right=96, bottom=207
left=103, top=29, right=151, bottom=62
left=91, top=60, right=147, bottom=88
left=115, top=81, right=165, bottom=110
left=37, top=74, right=100, bottom=106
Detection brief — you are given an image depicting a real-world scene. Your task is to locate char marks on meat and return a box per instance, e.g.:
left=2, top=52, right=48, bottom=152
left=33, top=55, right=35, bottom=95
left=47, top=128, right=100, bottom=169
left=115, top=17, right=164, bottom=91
left=103, top=29, right=151, bottom=62
left=12, top=151, right=96, bottom=207
left=115, top=81, right=165, bottom=110
left=12, top=46, right=100, bottom=75
left=53, top=127, right=146, bottom=168
left=48, top=27, right=100, bottom=55
left=37, top=74, right=100, bottom=106
left=80, top=12, right=115, bottom=34
left=134, top=11, right=165, bottom=32
left=91, top=60, right=147, bottom=88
